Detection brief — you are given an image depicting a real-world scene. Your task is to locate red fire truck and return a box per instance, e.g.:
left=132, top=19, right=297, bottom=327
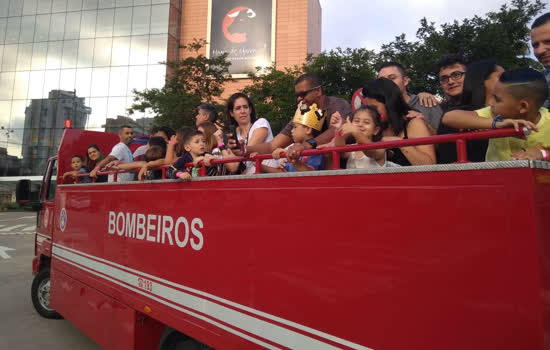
left=18, top=127, right=550, bottom=350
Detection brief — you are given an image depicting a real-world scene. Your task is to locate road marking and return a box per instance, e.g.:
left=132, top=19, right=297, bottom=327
left=0, top=232, right=33, bottom=235
left=0, top=225, right=27, bottom=232
left=0, top=246, right=15, bottom=259
left=0, top=216, right=36, bottom=222
left=23, top=225, right=35, bottom=231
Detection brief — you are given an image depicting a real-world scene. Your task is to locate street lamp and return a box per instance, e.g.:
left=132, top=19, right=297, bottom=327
left=1, top=126, right=14, bottom=148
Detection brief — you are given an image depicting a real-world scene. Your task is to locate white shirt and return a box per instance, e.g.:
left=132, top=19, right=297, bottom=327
left=108, top=142, right=135, bottom=182
left=345, top=146, right=400, bottom=169
left=237, top=118, right=277, bottom=174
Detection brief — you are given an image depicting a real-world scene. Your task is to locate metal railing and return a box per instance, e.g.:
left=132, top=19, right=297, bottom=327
left=70, top=127, right=529, bottom=183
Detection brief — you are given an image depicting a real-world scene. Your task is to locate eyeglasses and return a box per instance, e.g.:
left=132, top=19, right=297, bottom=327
left=295, top=85, right=321, bottom=99
left=439, top=71, right=465, bottom=84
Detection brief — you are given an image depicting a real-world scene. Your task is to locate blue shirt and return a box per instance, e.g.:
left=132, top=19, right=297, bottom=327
left=284, top=154, right=324, bottom=172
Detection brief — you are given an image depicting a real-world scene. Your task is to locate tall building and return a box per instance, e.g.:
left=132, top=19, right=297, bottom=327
left=20, top=90, right=90, bottom=175
left=0, top=0, right=320, bottom=178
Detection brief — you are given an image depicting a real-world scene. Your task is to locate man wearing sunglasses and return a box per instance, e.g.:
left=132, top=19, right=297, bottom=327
left=246, top=73, right=352, bottom=159
left=436, top=54, right=467, bottom=111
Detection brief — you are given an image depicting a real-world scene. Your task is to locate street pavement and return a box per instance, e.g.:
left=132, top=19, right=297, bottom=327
left=0, top=211, right=100, bottom=350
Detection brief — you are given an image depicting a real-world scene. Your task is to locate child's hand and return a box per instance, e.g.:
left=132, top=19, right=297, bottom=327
left=178, top=172, right=192, bottom=182
left=272, top=148, right=285, bottom=159
left=137, top=165, right=149, bottom=181
left=167, top=135, right=178, bottom=146
left=340, top=119, right=356, bottom=136
left=317, top=139, right=335, bottom=149
left=89, top=168, right=99, bottom=178
left=203, top=154, right=215, bottom=166
left=193, top=156, right=204, bottom=166
left=496, top=119, right=538, bottom=133
left=63, top=171, right=77, bottom=179
left=330, top=112, right=343, bottom=130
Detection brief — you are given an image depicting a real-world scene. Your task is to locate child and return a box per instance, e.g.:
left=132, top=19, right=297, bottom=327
left=264, top=103, right=325, bottom=172
left=63, top=155, right=91, bottom=183
left=169, top=130, right=240, bottom=181
left=441, top=68, right=548, bottom=161
left=331, top=106, right=397, bottom=168
left=108, top=137, right=167, bottom=180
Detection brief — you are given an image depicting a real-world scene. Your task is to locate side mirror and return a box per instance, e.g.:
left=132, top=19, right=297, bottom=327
left=16, top=180, right=41, bottom=211
left=16, top=180, right=31, bottom=202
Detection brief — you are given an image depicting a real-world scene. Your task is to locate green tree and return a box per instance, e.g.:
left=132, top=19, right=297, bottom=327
left=128, top=39, right=232, bottom=130
left=304, top=47, right=378, bottom=100
left=242, top=65, right=303, bottom=134
left=376, top=0, right=546, bottom=95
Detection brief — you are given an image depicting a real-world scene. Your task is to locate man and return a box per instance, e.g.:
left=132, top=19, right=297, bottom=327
left=133, top=126, right=175, bottom=161
left=436, top=54, right=467, bottom=111
left=378, top=61, right=443, bottom=132
left=90, top=125, right=135, bottom=182
left=246, top=73, right=352, bottom=158
left=531, top=12, right=550, bottom=108
left=195, top=104, right=218, bottom=127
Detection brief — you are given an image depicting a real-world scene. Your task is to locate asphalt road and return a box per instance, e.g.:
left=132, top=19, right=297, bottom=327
left=0, top=211, right=100, bottom=350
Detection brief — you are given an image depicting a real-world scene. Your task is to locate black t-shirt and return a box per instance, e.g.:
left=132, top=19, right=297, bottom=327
left=437, top=104, right=488, bottom=164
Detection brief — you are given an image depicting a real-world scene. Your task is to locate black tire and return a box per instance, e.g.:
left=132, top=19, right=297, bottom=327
left=159, top=329, right=211, bottom=350
left=31, top=268, right=62, bottom=319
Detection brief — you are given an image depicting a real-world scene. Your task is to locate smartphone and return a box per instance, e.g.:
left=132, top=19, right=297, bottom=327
left=229, top=124, right=240, bottom=149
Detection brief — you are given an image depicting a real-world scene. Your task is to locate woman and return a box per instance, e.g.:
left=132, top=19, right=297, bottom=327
left=362, top=78, right=436, bottom=166
left=226, top=93, right=277, bottom=174
left=438, top=60, right=505, bottom=163
left=85, top=144, right=107, bottom=182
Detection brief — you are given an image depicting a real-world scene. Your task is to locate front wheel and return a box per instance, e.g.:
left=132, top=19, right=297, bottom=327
left=31, top=268, right=62, bottom=319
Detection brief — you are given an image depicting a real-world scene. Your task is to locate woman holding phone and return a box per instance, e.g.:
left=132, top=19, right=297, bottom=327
left=226, top=92, right=277, bottom=174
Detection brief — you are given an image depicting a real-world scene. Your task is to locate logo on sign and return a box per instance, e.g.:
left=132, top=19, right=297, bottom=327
left=60, top=208, right=67, bottom=232
left=222, top=7, right=257, bottom=43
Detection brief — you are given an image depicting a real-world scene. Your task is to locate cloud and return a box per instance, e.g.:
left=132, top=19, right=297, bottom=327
left=319, top=0, right=516, bottom=51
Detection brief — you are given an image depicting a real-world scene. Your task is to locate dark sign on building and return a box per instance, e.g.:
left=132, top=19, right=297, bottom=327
left=208, top=0, right=276, bottom=76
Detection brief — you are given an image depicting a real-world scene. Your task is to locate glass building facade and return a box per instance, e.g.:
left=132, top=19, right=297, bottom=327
left=0, top=0, right=181, bottom=177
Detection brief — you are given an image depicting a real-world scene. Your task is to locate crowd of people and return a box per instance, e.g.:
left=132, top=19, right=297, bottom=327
left=64, top=13, right=550, bottom=183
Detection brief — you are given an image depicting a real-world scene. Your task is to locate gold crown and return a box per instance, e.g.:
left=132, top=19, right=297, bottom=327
left=292, top=103, right=325, bottom=131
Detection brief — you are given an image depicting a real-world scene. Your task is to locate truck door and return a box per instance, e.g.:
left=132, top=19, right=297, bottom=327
left=37, top=158, right=57, bottom=241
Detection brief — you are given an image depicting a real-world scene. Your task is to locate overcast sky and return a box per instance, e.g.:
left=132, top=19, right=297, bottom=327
left=318, top=0, right=539, bottom=53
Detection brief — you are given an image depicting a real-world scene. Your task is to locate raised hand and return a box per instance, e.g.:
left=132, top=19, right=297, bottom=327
left=340, top=119, right=356, bottom=136
left=330, top=112, right=343, bottom=130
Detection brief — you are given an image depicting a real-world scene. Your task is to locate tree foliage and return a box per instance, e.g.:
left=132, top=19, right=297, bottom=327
left=242, top=66, right=302, bottom=133
left=128, top=39, right=232, bottom=130
left=376, top=0, right=546, bottom=94
left=132, top=0, right=546, bottom=131
left=304, top=48, right=377, bottom=100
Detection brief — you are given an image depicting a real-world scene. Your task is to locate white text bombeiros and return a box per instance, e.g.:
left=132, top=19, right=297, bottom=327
left=108, top=211, right=204, bottom=250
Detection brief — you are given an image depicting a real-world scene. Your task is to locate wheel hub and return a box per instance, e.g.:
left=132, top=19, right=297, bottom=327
left=37, top=279, right=54, bottom=312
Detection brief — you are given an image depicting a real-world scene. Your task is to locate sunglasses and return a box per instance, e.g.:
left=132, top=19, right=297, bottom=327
left=295, top=85, right=321, bottom=99
left=439, top=71, right=465, bottom=84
